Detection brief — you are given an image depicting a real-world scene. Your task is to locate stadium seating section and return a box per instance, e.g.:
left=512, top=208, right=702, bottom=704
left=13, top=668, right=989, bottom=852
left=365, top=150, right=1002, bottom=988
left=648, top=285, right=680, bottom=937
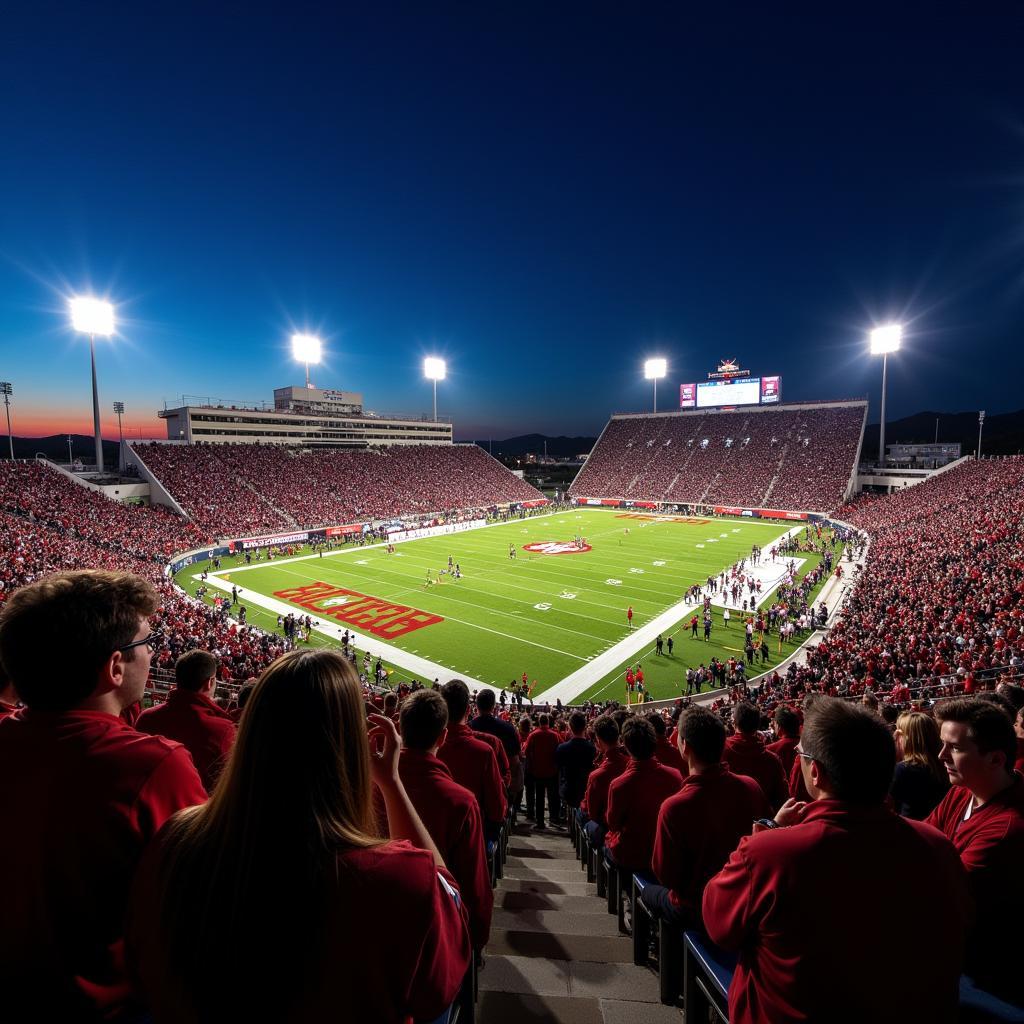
left=569, top=404, right=865, bottom=513
left=135, top=442, right=544, bottom=537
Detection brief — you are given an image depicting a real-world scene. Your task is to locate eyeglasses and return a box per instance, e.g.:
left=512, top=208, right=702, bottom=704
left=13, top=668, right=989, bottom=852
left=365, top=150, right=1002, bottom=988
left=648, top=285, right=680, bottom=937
left=794, top=745, right=816, bottom=762
left=117, top=630, right=163, bottom=654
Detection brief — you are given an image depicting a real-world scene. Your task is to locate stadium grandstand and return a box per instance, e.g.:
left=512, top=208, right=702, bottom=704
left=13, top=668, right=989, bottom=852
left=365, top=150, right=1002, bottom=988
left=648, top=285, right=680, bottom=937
left=569, top=401, right=866, bottom=514
left=4, top=435, right=1024, bottom=1020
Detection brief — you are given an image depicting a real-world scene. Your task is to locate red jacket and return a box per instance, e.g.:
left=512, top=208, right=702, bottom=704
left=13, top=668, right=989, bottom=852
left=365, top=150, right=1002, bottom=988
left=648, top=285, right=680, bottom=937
left=704, top=801, right=970, bottom=1024
left=766, top=735, right=799, bottom=777
left=523, top=725, right=560, bottom=779
left=724, top=733, right=788, bottom=810
left=398, top=749, right=494, bottom=949
left=581, top=746, right=628, bottom=828
left=605, top=757, right=683, bottom=872
left=927, top=775, right=1024, bottom=1002
left=136, top=688, right=237, bottom=792
left=438, top=722, right=507, bottom=825
left=653, top=766, right=769, bottom=924
left=0, top=709, right=207, bottom=1020
left=128, top=836, right=470, bottom=1023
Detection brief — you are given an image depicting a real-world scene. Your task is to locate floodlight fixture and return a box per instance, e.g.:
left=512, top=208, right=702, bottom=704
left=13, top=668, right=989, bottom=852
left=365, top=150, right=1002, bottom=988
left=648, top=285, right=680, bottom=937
left=0, top=380, right=12, bottom=460
left=869, top=323, right=903, bottom=467
left=69, top=295, right=116, bottom=474
left=869, top=324, right=902, bottom=355
left=70, top=297, right=115, bottom=337
left=644, top=357, right=668, bottom=412
left=113, top=401, right=125, bottom=471
left=424, top=357, right=446, bottom=421
left=292, top=333, right=322, bottom=389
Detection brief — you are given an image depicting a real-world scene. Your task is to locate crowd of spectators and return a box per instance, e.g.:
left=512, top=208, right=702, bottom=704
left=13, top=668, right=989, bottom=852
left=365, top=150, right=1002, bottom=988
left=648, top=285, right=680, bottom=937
left=569, top=403, right=865, bottom=513
left=135, top=442, right=543, bottom=537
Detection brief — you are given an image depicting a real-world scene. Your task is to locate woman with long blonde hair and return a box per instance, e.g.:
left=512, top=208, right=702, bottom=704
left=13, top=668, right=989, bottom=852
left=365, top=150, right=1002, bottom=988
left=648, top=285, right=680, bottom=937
left=128, top=649, right=470, bottom=1022
left=890, top=710, right=949, bottom=819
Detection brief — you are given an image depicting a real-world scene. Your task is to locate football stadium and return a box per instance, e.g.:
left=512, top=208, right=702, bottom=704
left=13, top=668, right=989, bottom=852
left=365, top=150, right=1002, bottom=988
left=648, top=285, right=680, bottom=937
left=3, top=9, right=1024, bottom=1024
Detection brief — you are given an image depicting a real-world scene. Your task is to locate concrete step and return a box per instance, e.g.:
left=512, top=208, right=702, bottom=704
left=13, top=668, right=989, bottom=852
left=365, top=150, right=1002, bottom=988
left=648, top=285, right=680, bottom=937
left=491, top=908, right=622, bottom=937
left=479, top=955, right=662, bottom=1003
left=502, top=863, right=593, bottom=881
left=498, top=890, right=609, bottom=915
left=496, top=877, right=595, bottom=897
left=486, top=928, right=634, bottom=964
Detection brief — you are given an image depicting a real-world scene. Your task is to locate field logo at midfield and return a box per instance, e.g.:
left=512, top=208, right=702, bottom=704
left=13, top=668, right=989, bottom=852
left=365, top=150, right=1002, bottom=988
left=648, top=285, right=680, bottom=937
left=523, top=541, right=592, bottom=555
left=274, top=582, right=443, bottom=639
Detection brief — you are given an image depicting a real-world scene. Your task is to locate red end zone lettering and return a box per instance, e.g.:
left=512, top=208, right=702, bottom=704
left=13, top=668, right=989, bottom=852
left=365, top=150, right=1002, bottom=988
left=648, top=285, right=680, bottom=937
left=522, top=541, right=592, bottom=555
left=273, top=583, right=444, bottom=639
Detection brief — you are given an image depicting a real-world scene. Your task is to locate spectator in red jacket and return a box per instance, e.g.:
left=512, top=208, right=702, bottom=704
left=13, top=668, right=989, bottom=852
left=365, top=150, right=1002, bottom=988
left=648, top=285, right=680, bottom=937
left=648, top=711, right=686, bottom=774
left=704, top=698, right=970, bottom=1024
left=724, top=702, right=788, bottom=810
left=438, top=679, right=506, bottom=833
left=605, top=718, right=682, bottom=876
left=766, top=705, right=800, bottom=777
left=524, top=713, right=561, bottom=830
left=399, top=689, right=493, bottom=950
left=927, top=697, right=1024, bottom=1004
left=0, top=665, right=19, bottom=720
left=1014, top=705, right=1024, bottom=775
left=0, top=570, right=207, bottom=1022
left=136, top=649, right=236, bottom=791
left=580, top=714, right=627, bottom=848
left=643, top=707, right=769, bottom=929
left=127, top=649, right=470, bottom=1023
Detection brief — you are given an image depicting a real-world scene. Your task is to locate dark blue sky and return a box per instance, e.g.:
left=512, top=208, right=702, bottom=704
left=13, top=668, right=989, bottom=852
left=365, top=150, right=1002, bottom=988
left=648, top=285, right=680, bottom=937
left=1, top=3, right=1022, bottom=440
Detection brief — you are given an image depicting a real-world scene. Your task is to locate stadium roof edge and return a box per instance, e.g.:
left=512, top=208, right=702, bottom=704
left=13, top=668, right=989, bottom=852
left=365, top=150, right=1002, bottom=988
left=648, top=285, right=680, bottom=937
left=608, top=398, right=869, bottom=420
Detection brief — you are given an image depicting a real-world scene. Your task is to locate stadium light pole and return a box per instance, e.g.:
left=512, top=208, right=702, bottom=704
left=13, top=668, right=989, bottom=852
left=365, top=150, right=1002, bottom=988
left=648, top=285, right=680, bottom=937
left=1, top=382, right=13, bottom=460
left=113, top=401, right=125, bottom=471
left=644, top=358, right=667, bottom=413
left=424, top=357, right=446, bottom=422
left=869, top=325, right=902, bottom=468
left=291, top=333, right=322, bottom=389
left=70, top=297, right=115, bottom=474
left=67, top=434, right=73, bottom=465
left=978, top=410, right=986, bottom=459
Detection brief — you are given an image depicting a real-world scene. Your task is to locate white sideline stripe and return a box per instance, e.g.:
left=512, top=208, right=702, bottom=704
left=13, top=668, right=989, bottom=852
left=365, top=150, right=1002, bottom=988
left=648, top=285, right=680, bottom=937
left=540, top=538, right=807, bottom=703
left=201, top=574, right=499, bottom=693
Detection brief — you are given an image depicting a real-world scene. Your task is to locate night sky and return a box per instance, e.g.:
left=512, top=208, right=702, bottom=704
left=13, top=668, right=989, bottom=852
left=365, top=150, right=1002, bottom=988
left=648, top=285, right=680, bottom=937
left=1, top=3, right=1022, bottom=441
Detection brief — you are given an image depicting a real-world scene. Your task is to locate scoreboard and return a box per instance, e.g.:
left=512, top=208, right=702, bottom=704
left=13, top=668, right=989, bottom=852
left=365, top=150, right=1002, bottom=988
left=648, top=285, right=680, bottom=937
left=679, top=373, right=782, bottom=409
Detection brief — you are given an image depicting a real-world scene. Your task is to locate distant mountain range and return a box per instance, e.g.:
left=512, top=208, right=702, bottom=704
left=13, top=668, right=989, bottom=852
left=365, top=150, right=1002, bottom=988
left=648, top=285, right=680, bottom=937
left=7, top=434, right=121, bottom=463
left=460, top=433, right=597, bottom=458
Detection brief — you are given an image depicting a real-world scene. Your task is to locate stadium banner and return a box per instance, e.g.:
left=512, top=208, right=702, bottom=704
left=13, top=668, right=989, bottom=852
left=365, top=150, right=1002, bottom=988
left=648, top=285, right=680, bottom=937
left=600, top=499, right=622, bottom=507
left=633, top=501, right=658, bottom=509
left=326, top=524, right=363, bottom=536
left=756, top=508, right=808, bottom=521
left=760, top=375, right=781, bottom=403
left=169, top=545, right=231, bottom=574
left=231, top=530, right=312, bottom=551
left=520, top=499, right=550, bottom=509
left=388, top=518, right=486, bottom=544
left=679, top=382, right=696, bottom=408
left=585, top=498, right=602, bottom=505
left=713, top=506, right=752, bottom=517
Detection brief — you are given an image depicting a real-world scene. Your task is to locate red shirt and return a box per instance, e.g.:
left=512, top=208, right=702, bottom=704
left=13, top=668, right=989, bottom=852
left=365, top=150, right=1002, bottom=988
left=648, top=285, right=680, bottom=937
left=926, top=775, right=1024, bottom=1002
left=655, top=735, right=687, bottom=775
left=766, top=735, right=799, bottom=777
left=128, top=836, right=470, bottom=1023
left=704, top=801, right=970, bottom=1024
left=136, top=688, right=237, bottom=792
left=523, top=725, right=560, bottom=779
left=398, top=749, right=494, bottom=948
left=470, top=726, right=511, bottom=787
left=0, top=699, right=19, bottom=721
left=724, top=733, right=789, bottom=811
left=581, top=746, right=628, bottom=827
left=0, top=709, right=207, bottom=1020
left=653, top=766, right=769, bottom=923
left=605, top=757, right=683, bottom=872
left=438, top=722, right=507, bottom=825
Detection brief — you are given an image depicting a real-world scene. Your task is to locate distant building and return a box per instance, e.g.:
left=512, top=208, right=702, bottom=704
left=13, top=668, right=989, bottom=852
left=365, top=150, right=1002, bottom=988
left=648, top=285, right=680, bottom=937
left=159, top=385, right=451, bottom=447
left=885, top=442, right=961, bottom=469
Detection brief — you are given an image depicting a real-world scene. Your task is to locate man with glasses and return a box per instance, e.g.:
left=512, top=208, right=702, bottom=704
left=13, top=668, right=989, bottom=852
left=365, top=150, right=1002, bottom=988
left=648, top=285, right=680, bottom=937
left=0, top=570, right=207, bottom=1021
left=703, top=698, right=970, bottom=1024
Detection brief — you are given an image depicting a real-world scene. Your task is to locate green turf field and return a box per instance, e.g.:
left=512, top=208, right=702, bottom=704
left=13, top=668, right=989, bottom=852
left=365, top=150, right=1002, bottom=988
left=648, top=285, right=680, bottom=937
left=175, top=509, right=841, bottom=701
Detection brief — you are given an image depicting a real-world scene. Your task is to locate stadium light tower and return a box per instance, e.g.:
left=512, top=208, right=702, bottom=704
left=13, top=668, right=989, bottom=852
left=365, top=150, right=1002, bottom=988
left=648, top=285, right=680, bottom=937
left=644, top=358, right=667, bottom=413
left=113, top=401, right=125, bottom=471
left=869, top=324, right=902, bottom=468
left=978, top=410, right=986, bottom=459
left=70, top=297, right=115, bottom=474
left=1, top=381, right=13, bottom=460
left=424, top=357, right=446, bottom=422
left=291, top=333, right=322, bottom=389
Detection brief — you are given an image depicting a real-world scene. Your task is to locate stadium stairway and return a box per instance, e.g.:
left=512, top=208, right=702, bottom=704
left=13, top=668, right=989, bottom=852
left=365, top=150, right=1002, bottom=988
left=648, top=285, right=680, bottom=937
left=479, top=821, right=682, bottom=1024
left=234, top=475, right=300, bottom=528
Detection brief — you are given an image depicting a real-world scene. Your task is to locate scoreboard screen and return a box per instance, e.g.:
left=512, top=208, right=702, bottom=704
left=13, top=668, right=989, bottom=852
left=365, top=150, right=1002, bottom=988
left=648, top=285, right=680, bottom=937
left=696, top=377, right=762, bottom=408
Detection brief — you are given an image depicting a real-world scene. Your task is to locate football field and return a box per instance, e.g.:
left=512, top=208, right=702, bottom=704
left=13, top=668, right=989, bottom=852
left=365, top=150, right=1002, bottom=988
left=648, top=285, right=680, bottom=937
left=179, top=509, right=837, bottom=701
